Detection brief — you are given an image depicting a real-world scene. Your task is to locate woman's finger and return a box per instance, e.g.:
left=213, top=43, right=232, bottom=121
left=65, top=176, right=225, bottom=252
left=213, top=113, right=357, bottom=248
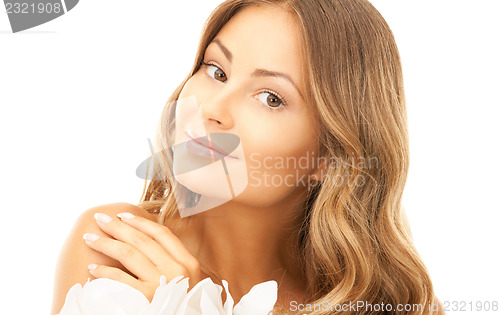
left=87, top=264, right=139, bottom=288
left=92, top=212, right=179, bottom=268
left=88, top=264, right=169, bottom=302
left=116, top=212, right=200, bottom=274
left=83, top=233, right=164, bottom=283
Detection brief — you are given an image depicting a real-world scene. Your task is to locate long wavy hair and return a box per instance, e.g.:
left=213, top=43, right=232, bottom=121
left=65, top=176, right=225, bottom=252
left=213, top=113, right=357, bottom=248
left=137, top=0, right=440, bottom=313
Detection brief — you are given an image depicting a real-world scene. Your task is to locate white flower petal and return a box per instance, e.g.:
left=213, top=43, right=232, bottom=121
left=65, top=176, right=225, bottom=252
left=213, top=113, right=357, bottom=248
left=58, top=278, right=150, bottom=315
left=57, top=282, right=84, bottom=315
left=233, top=280, right=278, bottom=315
left=199, top=288, right=225, bottom=314
left=140, top=276, right=189, bottom=315
left=58, top=276, right=279, bottom=315
left=176, top=277, right=224, bottom=315
left=222, top=280, right=234, bottom=314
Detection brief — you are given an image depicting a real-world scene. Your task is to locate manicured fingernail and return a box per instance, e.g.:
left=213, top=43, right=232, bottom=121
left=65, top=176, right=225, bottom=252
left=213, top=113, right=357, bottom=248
left=117, top=212, right=135, bottom=220
left=88, top=264, right=98, bottom=271
left=94, top=213, right=112, bottom=224
left=83, top=233, right=100, bottom=242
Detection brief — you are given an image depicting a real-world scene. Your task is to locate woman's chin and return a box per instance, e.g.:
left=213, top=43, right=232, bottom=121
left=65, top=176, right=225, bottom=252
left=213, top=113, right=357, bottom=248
left=172, top=150, right=249, bottom=202
left=174, top=167, right=234, bottom=200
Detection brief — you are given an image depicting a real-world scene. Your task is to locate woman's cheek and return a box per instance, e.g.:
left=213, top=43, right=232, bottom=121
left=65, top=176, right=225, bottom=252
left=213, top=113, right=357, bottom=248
left=233, top=115, right=318, bottom=208
left=236, top=154, right=310, bottom=207
left=237, top=143, right=298, bottom=206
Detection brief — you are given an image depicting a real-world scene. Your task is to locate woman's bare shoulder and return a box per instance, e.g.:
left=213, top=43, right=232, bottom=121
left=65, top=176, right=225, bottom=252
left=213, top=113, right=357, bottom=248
left=80, top=202, right=158, bottom=222
left=50, top=202, right=157, bottom=315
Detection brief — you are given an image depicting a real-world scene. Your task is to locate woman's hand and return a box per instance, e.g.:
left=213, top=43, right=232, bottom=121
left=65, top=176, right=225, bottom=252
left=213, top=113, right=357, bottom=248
left=82, top=212, right=202, bottom=302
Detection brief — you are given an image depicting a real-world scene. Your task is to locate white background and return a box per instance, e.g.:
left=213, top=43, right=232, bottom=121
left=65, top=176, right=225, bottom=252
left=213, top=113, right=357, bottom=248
left=1, top=0, right=498, bottom=314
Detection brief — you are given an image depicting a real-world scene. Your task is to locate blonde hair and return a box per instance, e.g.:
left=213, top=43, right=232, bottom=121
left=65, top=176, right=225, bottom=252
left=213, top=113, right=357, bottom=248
left=138, top=0, right=440, bottom=313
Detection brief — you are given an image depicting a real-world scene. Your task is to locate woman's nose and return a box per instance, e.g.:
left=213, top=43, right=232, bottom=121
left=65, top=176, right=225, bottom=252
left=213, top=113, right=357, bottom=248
left=199, top=88, right=236, bottom=130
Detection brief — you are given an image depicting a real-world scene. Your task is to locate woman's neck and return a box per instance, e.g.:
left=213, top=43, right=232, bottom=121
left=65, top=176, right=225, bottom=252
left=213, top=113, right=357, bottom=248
left=173, top=187, right=309, bottom=304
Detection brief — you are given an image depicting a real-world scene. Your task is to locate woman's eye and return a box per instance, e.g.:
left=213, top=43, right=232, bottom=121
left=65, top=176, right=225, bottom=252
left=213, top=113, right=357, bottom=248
left=202, top=62, right=285, bottom=110
left=205, top=63, right=227, bottom=82
left=255, top=91, right=285, bottom=109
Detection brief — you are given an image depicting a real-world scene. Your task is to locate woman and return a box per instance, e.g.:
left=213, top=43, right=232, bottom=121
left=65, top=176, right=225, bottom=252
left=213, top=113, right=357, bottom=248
left=52, top=0, right=444, bottom=314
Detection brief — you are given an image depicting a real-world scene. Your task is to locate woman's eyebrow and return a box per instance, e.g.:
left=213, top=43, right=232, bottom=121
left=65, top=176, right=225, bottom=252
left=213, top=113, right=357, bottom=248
left=212, top=38, right=233, bottom=63
left=251, top=69, right=304, bottom=99
left=209, top=38, right=304, bottom=99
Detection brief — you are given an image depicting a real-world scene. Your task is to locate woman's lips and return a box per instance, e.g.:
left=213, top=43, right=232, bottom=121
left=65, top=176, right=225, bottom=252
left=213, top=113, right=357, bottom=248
left=185, top=130, right=238, bottom=160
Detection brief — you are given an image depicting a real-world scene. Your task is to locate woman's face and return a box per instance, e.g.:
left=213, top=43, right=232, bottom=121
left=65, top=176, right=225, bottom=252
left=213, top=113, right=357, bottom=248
left=174, top=5, right=320, bottom=210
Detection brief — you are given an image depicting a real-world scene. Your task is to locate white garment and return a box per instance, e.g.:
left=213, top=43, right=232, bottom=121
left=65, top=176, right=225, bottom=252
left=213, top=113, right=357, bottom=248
left=57, top=275, right=278, bottom=315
